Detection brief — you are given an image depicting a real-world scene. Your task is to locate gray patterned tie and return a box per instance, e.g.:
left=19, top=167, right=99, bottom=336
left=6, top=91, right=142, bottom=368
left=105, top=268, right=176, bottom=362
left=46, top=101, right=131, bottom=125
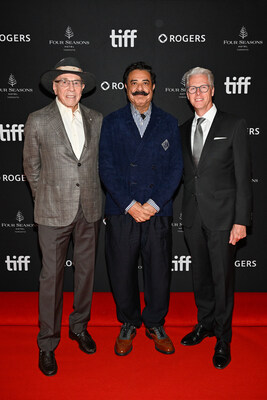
left=193, top=117, right=205, bottom=166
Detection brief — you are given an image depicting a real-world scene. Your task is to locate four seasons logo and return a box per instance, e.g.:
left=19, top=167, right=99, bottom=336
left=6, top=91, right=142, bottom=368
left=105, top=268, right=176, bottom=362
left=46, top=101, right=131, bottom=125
left=1, top=211, right=35, bottom=233
left=0, top=74, right=33, bottom=99
left=223, top=26, right=263, bottom=51
left=165, top=77, right=187, bottom=99
left=49, top=26, right=90, bottom=51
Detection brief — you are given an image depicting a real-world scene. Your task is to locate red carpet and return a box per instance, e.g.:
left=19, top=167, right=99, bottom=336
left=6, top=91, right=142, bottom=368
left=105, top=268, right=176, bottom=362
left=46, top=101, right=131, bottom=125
left=0, top=293, right=267, bottom=399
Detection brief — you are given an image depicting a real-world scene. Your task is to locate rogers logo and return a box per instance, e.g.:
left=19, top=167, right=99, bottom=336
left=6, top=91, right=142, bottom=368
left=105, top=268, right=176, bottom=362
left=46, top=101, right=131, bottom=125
left=100, top=81, right=124, bottom=91
left=0, top=174, right=27, bottom=182
left=235, top=260, right=256, bottom=268
left=158, top=33, right=206, bottom=44
left=158, top=34, right=168, bottom=43
left=0, top=33, right=31, bottom=42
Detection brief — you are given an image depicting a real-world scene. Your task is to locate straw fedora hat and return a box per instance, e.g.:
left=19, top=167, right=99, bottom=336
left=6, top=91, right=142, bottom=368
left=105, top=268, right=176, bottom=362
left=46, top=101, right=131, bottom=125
left=40, top=57, right=95, bottom=94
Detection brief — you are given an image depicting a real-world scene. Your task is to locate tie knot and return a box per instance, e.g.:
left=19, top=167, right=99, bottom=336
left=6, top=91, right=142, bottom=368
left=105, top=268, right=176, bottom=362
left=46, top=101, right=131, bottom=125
left=140, top=113, right=146, bottom=120
left=197, top=117, right=205, bottom=126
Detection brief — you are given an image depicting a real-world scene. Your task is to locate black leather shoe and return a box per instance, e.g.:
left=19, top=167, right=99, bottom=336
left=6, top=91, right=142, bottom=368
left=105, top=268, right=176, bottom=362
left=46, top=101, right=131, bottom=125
left=39, top=350, right=57, bottom=376
left=69, top=329, right=96, bottom=354
left=181, top=323, right=214, bottom=346
left=213, top=340, right=231, bottom=369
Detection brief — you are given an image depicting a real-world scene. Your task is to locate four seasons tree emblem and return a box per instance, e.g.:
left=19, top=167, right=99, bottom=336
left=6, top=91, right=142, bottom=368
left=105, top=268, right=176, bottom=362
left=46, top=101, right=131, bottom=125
left=8, top=74, right=17, bottom=87
left=239, top=26, right=248, bottom=40
left=65, top=26, right=74, bottom=40
left=16, top=211, right=24, bottom=223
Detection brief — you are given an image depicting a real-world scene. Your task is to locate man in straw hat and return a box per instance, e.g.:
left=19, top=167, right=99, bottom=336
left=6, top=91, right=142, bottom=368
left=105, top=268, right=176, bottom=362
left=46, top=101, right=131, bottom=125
left=23, top=57, right=103, bottom=376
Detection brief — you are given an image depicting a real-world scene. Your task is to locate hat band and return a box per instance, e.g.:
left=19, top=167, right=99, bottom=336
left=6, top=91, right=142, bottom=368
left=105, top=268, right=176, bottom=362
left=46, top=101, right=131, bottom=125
left=56, top=66, right=83, bottom=72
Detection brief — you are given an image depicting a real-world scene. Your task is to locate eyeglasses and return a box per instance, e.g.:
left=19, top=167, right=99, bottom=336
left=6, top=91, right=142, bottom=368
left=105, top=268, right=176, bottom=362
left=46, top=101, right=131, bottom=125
left=186, top=85, right=211, bottom=94
left=54, top=79, right=83, bottom=88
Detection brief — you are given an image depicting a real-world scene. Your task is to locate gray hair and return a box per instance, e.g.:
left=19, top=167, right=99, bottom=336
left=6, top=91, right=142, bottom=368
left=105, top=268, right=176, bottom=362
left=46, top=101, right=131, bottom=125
left=183, top=67, right=214, bottom=87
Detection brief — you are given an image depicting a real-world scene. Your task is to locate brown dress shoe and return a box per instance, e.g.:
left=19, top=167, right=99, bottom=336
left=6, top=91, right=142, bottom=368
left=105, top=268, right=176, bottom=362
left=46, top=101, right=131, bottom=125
left=146, top=326, right=175, bottom=354
left=115, top=323, right=136, bottom=356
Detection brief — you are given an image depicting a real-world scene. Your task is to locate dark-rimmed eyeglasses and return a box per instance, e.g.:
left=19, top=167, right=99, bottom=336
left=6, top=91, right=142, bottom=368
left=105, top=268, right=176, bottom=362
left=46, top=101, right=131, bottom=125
left=186, top=85, right=211, bottom=94
left=54, top=79, right=83, bottom=88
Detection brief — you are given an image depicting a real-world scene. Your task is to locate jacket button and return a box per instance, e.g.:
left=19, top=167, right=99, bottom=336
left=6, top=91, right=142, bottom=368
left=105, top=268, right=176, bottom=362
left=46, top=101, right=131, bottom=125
left=149, top=184, right=154, bottom=188
left=77, top=162, right=81, bottom=167
left=130, top=163, right=137, bottom=167
left=76, top=183, right=80, bottom=187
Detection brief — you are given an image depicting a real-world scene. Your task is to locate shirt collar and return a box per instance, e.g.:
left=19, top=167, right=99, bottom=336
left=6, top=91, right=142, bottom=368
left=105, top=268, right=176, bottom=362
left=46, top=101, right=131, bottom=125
left=56, top=97, right=81, bottom=118
left=194, top=103, right=217, bottom=123
left=130, top=103, right=152, bottom=118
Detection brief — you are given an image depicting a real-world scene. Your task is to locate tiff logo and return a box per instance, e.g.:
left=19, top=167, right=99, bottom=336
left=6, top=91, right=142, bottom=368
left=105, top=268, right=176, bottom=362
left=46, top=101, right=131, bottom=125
left=224, top=77, right=251, bottom=94
left=110, top=29, right=137, bottom=47
left=172, top=255, right=191, bottom=272
left=0, top=124, right=24, bottom=141
left=5, top=255, right=30, bottom=271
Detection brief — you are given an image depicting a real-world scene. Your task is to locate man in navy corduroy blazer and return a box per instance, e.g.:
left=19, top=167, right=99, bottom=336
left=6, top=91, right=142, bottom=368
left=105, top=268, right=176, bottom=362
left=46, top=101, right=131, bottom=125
left=99, top=61, right=183, bottom=356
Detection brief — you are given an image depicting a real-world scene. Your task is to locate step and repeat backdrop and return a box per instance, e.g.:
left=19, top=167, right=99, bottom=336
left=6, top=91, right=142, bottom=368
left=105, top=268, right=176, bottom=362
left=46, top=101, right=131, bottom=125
left=0, top=0, right=266, bottom=292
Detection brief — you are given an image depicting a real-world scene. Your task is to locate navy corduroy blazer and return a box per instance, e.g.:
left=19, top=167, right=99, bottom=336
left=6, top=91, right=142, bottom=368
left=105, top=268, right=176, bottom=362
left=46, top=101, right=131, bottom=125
left=99, top=103, right=183, bottom=216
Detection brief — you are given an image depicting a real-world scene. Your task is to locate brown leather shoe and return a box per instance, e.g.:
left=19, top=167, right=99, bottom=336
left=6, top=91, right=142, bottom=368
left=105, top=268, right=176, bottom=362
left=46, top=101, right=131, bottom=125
left=115, top=323, right=136, bottom=356
left=146, top=326, right=175, bottom=354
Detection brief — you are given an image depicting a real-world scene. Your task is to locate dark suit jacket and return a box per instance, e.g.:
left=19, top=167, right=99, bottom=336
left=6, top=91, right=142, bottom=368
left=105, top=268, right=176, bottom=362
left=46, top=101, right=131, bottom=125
left=23, top=100, right=103, bottom=226
left=99, top=103, right=183, bottom=216
left=180, top=110, right=252, bottom=230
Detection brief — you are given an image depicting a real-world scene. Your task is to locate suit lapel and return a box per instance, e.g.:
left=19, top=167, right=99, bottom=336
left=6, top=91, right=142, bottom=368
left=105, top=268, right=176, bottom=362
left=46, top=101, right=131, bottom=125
left=122, top=104, right=142, bottom=161
left=80, top=105, right=92, bottom=160
left=48, top=101, right=74, bottom=155
left=184, top=117, right=195, bottom=169
left=133, top=103, right=160, bottom=160
left=198, top=111, right=223, bottom=169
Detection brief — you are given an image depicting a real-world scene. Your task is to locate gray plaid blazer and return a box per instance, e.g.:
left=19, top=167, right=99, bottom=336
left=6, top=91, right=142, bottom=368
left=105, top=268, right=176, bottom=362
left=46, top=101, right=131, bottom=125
left=23, top=100, right=103, bottom=226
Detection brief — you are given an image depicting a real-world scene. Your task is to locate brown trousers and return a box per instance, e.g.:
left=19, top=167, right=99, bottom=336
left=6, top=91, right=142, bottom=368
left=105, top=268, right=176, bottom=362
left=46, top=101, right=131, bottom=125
left=37, top=205, right=100, bottom=351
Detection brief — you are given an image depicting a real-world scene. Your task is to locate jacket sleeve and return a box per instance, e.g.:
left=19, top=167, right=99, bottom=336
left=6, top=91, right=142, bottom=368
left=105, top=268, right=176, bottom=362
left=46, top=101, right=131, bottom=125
left=233, top=118, right=252, bottom=225
left=149, top=120, right=183, bottom=209
left=23, top=113, right=41, bottom=199
left=99, top=116, right=133, bottom=212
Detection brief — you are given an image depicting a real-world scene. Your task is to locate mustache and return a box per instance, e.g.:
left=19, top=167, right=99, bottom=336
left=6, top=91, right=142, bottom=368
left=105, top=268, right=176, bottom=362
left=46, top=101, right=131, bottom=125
left=132, top=91, right=149, bottom=96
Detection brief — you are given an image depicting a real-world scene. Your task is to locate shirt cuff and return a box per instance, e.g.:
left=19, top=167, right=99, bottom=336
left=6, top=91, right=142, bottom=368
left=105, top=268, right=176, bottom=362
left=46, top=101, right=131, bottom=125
left=125, top=200, right=137, bottom=214
left=147, top=199, right=160, bottom=212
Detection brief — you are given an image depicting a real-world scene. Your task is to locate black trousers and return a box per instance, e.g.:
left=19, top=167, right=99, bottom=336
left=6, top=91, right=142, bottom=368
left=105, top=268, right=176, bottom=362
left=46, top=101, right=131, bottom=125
left=37, top=205, right=100, bottom=351
left=184, top=208, right=235, bottom=343
left=105, top=215, right=172, bottom=328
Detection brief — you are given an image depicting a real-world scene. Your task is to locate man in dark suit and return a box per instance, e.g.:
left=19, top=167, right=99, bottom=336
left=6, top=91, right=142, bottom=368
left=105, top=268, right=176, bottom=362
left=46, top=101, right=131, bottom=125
left=23, top=57, right=103, bottom=376
left=99, top=61, right=183, bottom=356
left=180, top=67, right=252, bottom=369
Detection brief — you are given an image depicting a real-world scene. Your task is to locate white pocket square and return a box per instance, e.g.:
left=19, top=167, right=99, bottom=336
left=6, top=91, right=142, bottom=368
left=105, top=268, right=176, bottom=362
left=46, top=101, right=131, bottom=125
left=214, top=137, right=227, bottom=140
